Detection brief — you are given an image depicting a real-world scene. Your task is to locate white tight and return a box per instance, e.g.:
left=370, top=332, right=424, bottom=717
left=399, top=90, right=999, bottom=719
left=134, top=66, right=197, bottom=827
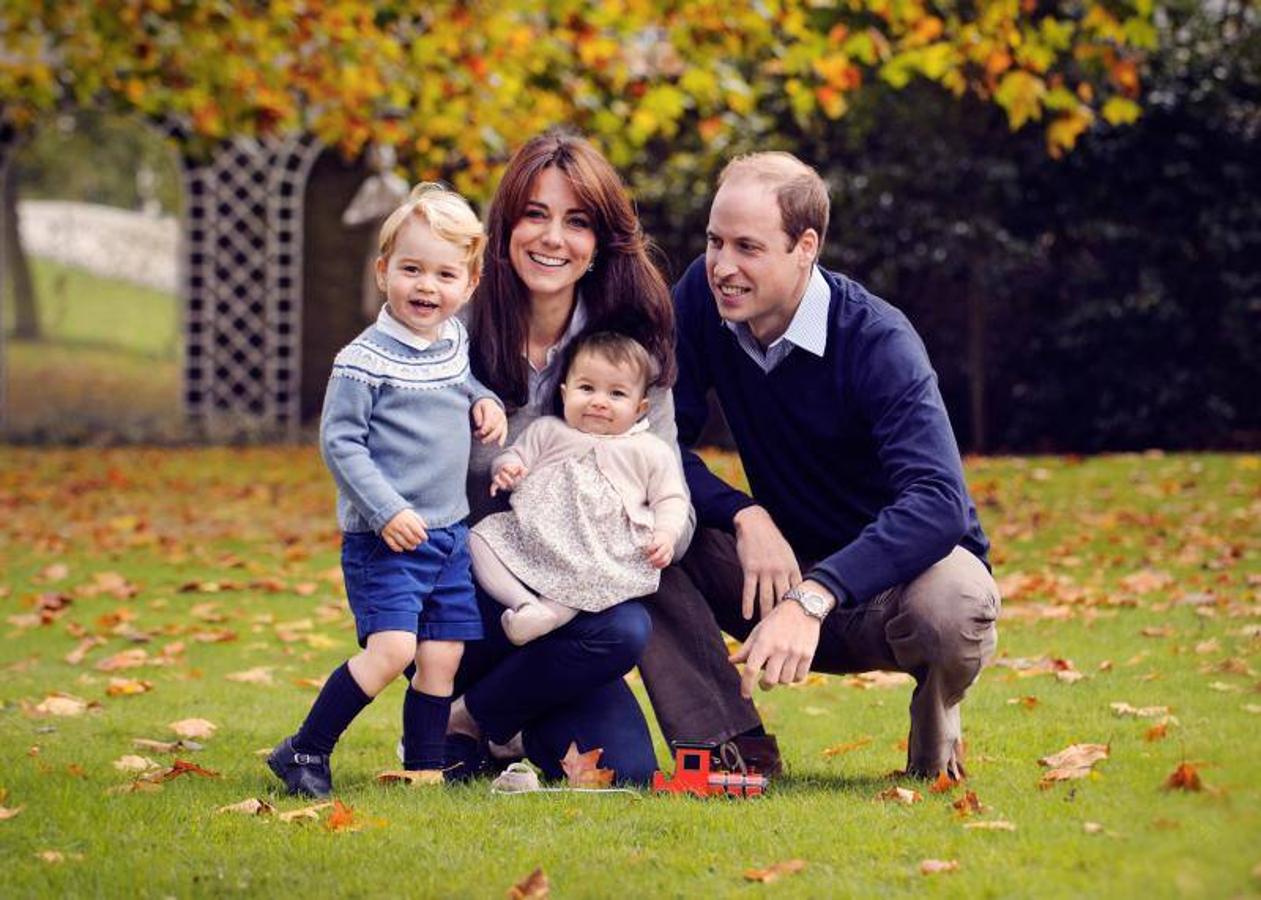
left=468, top=531, right=576, bottom=644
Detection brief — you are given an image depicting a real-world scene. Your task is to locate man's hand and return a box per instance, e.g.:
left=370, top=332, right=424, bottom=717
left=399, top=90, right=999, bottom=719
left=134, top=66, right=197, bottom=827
left=643, top=530, right=675, bottom=569
left=472, top=399, right=508, bottom=447
left=728, top=580, right=834, bottom=698
left=381, top=508, right=428, bottom=552
left=489, top=462, right=528, bottom=496
left=733, top=505, right=801, bottom=620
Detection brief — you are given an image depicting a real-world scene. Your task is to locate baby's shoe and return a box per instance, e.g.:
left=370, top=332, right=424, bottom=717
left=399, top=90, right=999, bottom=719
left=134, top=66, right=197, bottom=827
left=268, top=735, right=332, bottom=798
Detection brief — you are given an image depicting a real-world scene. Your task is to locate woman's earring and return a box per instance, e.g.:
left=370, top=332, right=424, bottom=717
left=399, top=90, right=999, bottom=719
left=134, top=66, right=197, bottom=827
left=587, top=252, right=596, bottom=273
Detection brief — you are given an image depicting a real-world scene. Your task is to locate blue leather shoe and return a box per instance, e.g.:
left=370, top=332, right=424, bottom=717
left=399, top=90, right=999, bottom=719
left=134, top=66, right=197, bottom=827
left=267, top=736, right=332, bottom=798
left=444, top=733, right=492, bottom=783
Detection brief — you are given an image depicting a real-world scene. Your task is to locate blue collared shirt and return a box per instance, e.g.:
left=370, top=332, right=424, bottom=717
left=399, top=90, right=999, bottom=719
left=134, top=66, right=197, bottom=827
left=722, top=266, right=830, bottom=373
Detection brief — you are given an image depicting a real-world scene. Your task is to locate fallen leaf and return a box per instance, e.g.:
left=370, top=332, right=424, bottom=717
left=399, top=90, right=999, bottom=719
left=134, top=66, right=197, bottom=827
left=1110, top=702, right=1170, bottom=718
left=952, top=791, right=984, bottom=816
left=278, top=801, right=333, bottom=823
left=1083, top=821, right=1105, bottom=834
left=963, top=820, right=1016, bottom=831
left=138, top=759, right=221, bottom=783
left=324, top=799, right=358, bottom=832
left=169, top=718, right=217, bottom=739
left=216, top=798, right=277, bottom=816
left=293, top=677, right=326, bottom=690
left=1055, top=670, right=1086, bottom=684
left=132, top=738, right=204, bottom=754
left=844, top=671, right=914, bottom=690
left=38, top=562, right=70, bottom=583
left=0, top=803, right=25, bottom=821
left=64, top=637, right=105, bottom=665
left=376, top=770, right=443, bottom=786
left=1144, top=722, right=1170, bottom=742
left=1038, top=743, right=1109, bottom=786
left=106, top=780, right=164, bottom=795
left=1163, top=762, right=1203, bottom=792
left=1244, top=704, right=1261, bottom=715
left=743, top=859, right=806, bottom=883
left=1140, top=626, right=1175, bottom=638
left=507, top=867, right=550, bottom=899
left=875, top=786, right=922, bottom=805
left=106, top=677, right=154, bottom=697
left=920, top=859, right=960, bottom=875
left=225, top=667, right=274, bottom=685
left=1007, top=696, right=1039, bottom=709
left=821, top=736, right=872, bottom=757
left=34, top=693, right=91, bottom=716
left=1208, top=681, right=1242, bottom=693
left=95, top=649, right=149, bottom=672
left=190, top=629, right=237, bottom=644
left=929, top=771, right=959, bottom=793
left=112, top=755, right=160, bottom=772
left=36, top=850, right=66, bottom=863
left=560, top=742, right=614, bottom=788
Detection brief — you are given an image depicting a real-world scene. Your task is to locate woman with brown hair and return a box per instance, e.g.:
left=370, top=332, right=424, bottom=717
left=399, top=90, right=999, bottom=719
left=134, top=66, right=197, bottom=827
left=444, top=130, right=692, bottom=785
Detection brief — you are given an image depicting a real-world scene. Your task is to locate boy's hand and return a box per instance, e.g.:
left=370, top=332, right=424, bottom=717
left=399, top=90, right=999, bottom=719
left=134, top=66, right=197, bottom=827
left=644, top=530, right=674, bottom=569
left=489, top=462, right=528, bottom=496
left=381, top=509, right=427, bottom=552
left=472, top=399, right=507, bottom=447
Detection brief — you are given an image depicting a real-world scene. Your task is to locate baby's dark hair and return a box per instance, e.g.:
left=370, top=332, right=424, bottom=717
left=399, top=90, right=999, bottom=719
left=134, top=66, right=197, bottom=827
left=560, top=331, right=656, bottom=394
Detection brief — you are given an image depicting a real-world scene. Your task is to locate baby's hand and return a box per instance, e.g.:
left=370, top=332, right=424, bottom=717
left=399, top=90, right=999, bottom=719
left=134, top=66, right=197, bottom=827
left=381, top=509, right=427, bottom=552
left=644, top=530, right=674, bottom=569
left=490, top=462, right=528, bottom=497
left=472, top=399, right=507, bottom=447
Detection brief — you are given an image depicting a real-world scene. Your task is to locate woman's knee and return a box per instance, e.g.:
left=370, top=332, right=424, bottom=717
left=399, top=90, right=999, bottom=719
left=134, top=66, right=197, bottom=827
left=591, top=601, right=652, bottom=662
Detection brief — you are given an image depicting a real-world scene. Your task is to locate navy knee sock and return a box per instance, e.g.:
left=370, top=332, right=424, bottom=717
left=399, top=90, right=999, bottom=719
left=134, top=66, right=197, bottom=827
left=402, top=688, right=452, bottom=770
left=293, top=662, right=372, bottom=756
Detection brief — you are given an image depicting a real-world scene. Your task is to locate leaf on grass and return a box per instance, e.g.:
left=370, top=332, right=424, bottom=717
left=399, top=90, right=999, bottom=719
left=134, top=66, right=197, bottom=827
left=844, top=671, right=914, bottom=690
left=225, top=667, right=274, bottom=685
left=1144, top=722, right=1170, bottom=742
left=1140, top=626, right=1175, bottom=638
left=106, top=780, right=164, bottom=795
left=278, top=801, right=333, bottom=823
left=112, top=755, right=160, bottom=772
left=1163, top=762, right=1203, bottom=792
left=929, top=771, right=959, bottom=794
left=743, top=859, right=806, bottom=883
left=169, top=718, right=217, bottom=739
left=1055, top=670, right=1086, bottom=684
left=920, top=859, right=960, bottom=875
left=1110, top=702, right=1170, bottom=718
left=1006, top=696, right=1039, bottom=709
left=139, top=759, right=221, bottom=783
left=952, top=790, right=984, bottom=816
left=376, top=770, right=444, bottom=786
left=106, top=677, right=154, bottom=697
left=34, top=693, right=93, bottom=716
left=132, top=738, right=204, bottom=754
left=324, top=799, right=358, bottom=832
left=95, top=649, right=149, bottom=672
left=964, top=819, right=1016, bottom=831
left=507, top=867, right=550, bottom=899
left=64, top=637, right=105, bottom=666
left=875, top=786, right=922, bottom=805
left=38, top=562, right=70, bottom=583
left=190, top=629, right=237, bottom=644
left=216, top=798, right=277, bottom=816
left=1208, top=681, right=1242, bottom=693
left=1083, top=821, right=1104, bottom=834
left=1038, top=743, right=1108, bottom=786
left=821, top=736, right=872, bottom=757
left=189, top=602, right=226, bottom=622
left=560, top=742, right=614, bottom=788
left=0, top=803, right=25, bottom=821
left=293, top=677, right=326, bottom=690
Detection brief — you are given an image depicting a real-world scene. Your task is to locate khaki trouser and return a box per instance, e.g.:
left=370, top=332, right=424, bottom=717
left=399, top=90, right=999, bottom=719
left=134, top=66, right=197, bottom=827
left=639, top=528, right=1001, bottom=777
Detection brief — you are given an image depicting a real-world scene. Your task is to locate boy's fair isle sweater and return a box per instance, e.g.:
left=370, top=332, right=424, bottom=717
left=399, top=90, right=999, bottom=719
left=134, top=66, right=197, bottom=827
left=672, top=256, right=989, bottom=607
left=320, top=310, right=499, bottom=534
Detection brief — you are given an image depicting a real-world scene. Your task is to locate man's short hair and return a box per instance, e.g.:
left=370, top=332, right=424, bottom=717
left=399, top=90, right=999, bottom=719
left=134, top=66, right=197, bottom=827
left=717, top=152, right=830, bottom=258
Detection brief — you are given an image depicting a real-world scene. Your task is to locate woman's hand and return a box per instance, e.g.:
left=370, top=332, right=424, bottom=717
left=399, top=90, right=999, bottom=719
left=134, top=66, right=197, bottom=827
left=644, top=530, right=675, bottom=569
left=490, top=462, right=528, bottom=496
left=381, top=508, right=428, bottom=551
left=472, top=399, right=508, bottom=447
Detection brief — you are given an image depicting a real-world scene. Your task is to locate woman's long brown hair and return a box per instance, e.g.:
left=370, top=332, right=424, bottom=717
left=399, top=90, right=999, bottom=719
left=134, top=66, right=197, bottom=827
left=468, top=130, right=675, bottom=411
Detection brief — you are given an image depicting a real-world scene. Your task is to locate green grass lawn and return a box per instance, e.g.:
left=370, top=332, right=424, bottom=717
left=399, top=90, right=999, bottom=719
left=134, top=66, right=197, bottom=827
left=0, top=450, right=1257, bottom=898
left=3, top=259, right=181, bottom=440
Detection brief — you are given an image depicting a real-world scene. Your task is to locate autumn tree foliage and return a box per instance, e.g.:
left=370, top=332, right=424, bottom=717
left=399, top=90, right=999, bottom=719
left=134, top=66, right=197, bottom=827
left=0, top=0, right=1155, bottom=198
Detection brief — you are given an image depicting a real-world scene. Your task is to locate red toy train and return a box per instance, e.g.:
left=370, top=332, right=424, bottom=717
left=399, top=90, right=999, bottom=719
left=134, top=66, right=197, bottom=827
left=651, top=741, right=768, bottom=798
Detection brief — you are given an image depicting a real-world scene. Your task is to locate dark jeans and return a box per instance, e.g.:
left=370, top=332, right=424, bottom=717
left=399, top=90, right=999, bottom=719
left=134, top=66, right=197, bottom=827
left=454, top=586, right=658, bottom=785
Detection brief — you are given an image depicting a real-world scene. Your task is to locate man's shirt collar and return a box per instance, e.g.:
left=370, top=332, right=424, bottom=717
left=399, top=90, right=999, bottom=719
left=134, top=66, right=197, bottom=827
left=723, top=266, right=830, bottom=373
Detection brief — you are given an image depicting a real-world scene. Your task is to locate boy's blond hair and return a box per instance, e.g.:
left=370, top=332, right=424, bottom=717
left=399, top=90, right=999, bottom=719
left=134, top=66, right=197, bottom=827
left=377, top=182, right=487, bottom=277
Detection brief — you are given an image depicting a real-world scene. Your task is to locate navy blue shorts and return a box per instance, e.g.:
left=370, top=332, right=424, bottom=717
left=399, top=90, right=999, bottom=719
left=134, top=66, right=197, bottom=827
left=341, top=523, right=483, bottom=646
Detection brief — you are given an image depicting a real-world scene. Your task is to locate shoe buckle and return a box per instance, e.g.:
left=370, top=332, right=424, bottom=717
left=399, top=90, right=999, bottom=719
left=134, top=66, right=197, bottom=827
left=293, top=752, right=322, bottom=765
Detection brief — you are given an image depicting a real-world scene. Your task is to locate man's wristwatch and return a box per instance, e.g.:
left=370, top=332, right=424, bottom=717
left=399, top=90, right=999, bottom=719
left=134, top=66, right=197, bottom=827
left=783, top=585, right=834, bottom=621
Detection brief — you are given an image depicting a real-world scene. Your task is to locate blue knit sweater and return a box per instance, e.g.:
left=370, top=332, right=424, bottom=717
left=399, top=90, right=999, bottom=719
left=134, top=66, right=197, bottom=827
left=673, top=256, right=989, bottom=606
left=320, top=314, right=498, bottom=534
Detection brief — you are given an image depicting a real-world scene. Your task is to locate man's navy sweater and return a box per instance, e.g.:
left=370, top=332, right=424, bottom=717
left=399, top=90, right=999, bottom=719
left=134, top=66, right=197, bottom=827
left=673, top=256, right=989, bottom=606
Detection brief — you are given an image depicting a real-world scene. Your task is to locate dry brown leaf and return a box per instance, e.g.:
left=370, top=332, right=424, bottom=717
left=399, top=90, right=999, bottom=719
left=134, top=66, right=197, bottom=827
left=95, top=649, right=149, bottom=672
left=225, top=667, right=274, bottom=685
left=190, top=628, right=237, bottom=644
left=169, top=718, right=217, bottom=739
left=106, top=677, right=154, bottom=697
left=1140, top=625, right=1175, bottom=638
left=952, top=790, right=984, bottom=816
left=560, top=742, right=614, bottom=788
left=1163, top=762, right=1203, bottom=792
left=929, top=771, right=959, bottom=794
left=112, top=754, right=160, bottom=772
left=1144, top=722, right=1170, bottom=742
left=964, top=820, right=1016, bottom=831
left=1110, top=702, right=1170, bottom=718
left=821, top=736, right=872, bottom=757
left=34, top=693, right=92, bottom=716
left=0, top=803, right=25, bottom=821
left=216, top=798, right=277, bottom=816
left=1038, top=742, right=1109, bottom=786
left=1007, top=696, right=1039, bottom=709
left=507, top=867, right=550, bottom=899
left=132, top=738, right=204, bottom=754
left=875, top=786, right=922, bottom=805
left=38, top=563, right=70, bottom=583
left=190, top=602, right=226, bottom=622
left=376, top=770, right=444, bottom=786
left=920, top=859, right=960, bottom=875
left=138, top=759, right=221, bottom=783
left=324, top=799, right=358, bottom=832
left=844, top=670, right=914, bottom=690
left=106, top=780, right=163, bottom=795
left=743, top=859, right=806, bottom=883
left=278, top=801, right=333, bottom=823
left=64, top=637, right=105, bottom=666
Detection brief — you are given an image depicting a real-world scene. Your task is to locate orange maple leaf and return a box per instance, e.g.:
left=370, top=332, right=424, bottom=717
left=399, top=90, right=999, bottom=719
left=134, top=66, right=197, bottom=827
left=507, top=867, right=550, bottom=898
left=744, top=859, right=806, bottom=883
left=325, top=799, right=357, bottom=831
left=929, top=770, right=959, bottom=793
left=560, top=741, right=613, bottom=788
left=1163, top=762, right=1203, bottom=792
left=952, top=790, right=984, bottom=816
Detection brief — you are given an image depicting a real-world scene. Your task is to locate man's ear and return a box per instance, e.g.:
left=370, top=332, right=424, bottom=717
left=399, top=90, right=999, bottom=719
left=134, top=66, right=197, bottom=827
left=374, top=256, right=388, bottom=292
left=794, top=228, right=820, bottom=268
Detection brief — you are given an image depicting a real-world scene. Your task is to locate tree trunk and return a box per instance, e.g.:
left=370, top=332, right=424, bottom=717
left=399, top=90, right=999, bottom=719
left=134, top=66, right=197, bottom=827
left=2, top=160, right=39, bottom=339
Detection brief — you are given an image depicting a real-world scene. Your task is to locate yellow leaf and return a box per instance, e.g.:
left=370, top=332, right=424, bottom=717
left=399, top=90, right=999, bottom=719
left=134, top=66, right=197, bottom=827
left=1102, top=96, right=1142, bottom=126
